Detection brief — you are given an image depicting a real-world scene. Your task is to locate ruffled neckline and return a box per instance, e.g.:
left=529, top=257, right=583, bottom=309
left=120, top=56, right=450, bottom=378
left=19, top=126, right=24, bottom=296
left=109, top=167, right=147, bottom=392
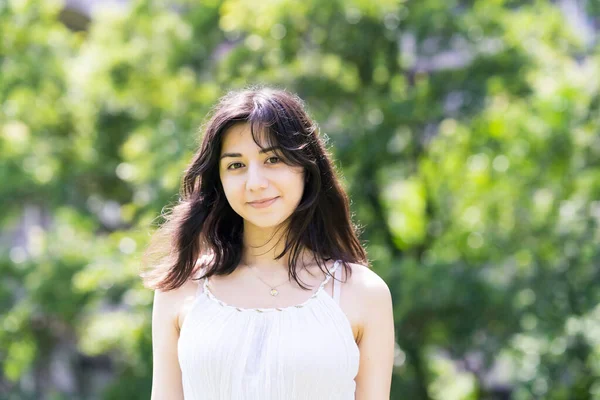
left=202, top=260, right=341, bottom=313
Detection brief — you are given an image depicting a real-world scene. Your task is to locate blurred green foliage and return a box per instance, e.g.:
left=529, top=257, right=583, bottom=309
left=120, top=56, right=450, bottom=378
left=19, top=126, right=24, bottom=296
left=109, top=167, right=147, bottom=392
left=1, top=0, right=599, bottom=399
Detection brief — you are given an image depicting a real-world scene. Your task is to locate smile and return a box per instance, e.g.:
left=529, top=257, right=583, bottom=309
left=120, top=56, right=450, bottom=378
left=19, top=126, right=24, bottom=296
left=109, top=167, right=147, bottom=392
left=247, top=197, right=279, bottom=209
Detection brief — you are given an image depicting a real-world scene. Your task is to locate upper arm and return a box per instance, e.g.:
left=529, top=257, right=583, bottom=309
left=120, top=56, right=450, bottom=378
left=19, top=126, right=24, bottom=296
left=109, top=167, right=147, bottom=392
left=355, top=274, right=395, bottom=400
left=151, top=289, right=185, bottom=400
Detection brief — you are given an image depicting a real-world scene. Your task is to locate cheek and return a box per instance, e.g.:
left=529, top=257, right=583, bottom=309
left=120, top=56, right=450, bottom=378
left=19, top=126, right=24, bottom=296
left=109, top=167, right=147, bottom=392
left=219, top=175, right=239, bottom=201
left=284, top=170, right=305, bottom=196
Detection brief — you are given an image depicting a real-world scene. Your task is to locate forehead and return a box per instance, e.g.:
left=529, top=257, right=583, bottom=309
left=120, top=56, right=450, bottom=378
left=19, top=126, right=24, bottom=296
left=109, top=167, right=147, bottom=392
left=220, top=122, right=273, bottom=153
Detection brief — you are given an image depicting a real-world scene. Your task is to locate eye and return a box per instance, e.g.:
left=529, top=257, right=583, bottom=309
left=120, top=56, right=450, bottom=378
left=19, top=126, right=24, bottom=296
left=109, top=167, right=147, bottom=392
left=266, top=156, right=280, bottom=164
left=227, top=162, right=244, bottom=170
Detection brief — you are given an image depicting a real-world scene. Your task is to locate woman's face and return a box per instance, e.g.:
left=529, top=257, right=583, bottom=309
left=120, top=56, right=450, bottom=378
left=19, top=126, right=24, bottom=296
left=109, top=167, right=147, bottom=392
left=219, top=122, right=305, bottom=229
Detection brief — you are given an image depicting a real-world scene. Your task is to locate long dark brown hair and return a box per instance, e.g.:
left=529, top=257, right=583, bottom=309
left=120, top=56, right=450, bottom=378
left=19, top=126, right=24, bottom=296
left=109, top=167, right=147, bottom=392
left=141, top=86, right=367, bottom=291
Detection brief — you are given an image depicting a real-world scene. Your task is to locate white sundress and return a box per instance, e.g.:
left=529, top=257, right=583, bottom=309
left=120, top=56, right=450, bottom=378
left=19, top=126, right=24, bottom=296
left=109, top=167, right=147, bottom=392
left=177, top=259, right=360, bottom=399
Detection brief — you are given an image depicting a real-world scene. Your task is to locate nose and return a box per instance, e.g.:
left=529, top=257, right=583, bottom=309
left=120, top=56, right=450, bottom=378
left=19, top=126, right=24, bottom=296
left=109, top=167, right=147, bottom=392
left=245, top=162, right=269, bottom=191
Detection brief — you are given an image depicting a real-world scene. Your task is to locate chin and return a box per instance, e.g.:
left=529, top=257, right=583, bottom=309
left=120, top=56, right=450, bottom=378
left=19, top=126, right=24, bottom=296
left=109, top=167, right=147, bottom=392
left=244, top=214, right=291, bottom=229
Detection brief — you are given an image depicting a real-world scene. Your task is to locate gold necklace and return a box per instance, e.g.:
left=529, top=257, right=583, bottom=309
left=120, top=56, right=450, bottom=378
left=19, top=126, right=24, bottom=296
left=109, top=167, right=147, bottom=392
left=247, top=265, right=290, bottom=297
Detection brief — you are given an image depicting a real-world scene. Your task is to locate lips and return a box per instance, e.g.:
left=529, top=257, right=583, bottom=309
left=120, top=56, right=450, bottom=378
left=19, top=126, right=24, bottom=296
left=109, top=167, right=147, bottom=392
left=248, top=196, right=278, bottom=204
left=247, top=196, right=279, bottom=208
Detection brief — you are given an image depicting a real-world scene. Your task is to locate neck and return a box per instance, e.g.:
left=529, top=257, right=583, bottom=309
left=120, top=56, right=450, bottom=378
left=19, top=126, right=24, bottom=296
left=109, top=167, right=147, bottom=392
left=241, top=221, right=314, bottom=272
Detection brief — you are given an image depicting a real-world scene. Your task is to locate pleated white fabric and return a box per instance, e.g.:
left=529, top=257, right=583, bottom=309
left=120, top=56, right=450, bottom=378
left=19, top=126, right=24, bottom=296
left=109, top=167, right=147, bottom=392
left=178, top=260, right=360, bottom=400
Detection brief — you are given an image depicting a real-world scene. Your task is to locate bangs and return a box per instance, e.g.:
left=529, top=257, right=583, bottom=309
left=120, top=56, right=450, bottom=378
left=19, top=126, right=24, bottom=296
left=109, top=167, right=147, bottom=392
left=246, top=95, right=309, bottom=166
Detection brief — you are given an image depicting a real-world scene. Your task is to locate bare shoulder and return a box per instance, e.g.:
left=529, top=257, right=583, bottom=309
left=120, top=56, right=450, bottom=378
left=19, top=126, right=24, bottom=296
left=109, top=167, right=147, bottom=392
left=345, top=262, right=392, bottom=299
left=153, top=277, right=199, bottom=334
left=171, top=256, right=213, bottom=331
left=342, top=262, right=393, bottom=340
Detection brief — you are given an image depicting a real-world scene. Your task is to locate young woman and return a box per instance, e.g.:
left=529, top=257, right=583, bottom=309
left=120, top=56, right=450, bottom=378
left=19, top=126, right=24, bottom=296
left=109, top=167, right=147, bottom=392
left=143, top=87, right=394, bottom=399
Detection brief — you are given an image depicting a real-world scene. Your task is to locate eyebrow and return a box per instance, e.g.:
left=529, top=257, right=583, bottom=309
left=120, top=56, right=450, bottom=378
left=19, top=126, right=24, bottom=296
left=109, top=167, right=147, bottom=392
left=219, top=146, right=281, bottom=161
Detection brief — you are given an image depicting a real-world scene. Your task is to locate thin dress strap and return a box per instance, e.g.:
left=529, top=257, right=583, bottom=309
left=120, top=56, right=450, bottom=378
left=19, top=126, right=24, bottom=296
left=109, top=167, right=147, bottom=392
left=195, top=268, right=205, bottom=297
left=196, top=279, right=204, bottom=297
left=332, top=261, right=342, bottom=305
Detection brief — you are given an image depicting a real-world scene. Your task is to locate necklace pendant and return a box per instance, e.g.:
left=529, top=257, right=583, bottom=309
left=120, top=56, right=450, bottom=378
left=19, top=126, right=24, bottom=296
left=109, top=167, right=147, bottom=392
left=270, top=288, right=279, bottom=297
